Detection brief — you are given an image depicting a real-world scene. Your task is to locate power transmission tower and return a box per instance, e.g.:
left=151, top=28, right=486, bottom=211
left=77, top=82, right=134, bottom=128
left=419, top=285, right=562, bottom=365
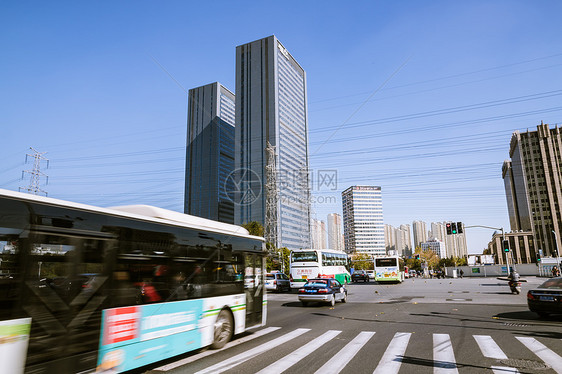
left=20, top=147, right=49, bottom=196
left=264, top=141, right=279, bottom=252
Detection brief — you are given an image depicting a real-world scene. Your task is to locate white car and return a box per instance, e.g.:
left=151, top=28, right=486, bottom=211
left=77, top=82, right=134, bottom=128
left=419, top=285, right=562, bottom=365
left=366, top=270, right=375, bottom=280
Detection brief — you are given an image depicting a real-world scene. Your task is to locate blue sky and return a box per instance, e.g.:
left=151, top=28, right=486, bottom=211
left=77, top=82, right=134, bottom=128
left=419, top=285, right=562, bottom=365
left=2, top=1, right=562, bottom=253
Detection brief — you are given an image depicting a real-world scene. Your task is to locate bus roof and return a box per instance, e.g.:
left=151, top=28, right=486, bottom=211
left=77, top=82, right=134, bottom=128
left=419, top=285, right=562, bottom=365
left=291, top=248, right=347, bottom=254
left=0, top=189, right=263, bottom=241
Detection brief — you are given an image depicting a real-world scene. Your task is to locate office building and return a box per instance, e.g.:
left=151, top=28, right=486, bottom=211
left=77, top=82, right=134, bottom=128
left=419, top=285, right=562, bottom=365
left=421, top=239, right=446, bottom=258
left=327, top=213, right=344, bottom=251
left=235, top=35, right=311, bottom=250
left=184, top=82, right=235, bottom=223
left=342, top=186, right=385, bottom=255
left=503, top=122, right=562, bottom=258
left=488, top=231, right=537, bottom=264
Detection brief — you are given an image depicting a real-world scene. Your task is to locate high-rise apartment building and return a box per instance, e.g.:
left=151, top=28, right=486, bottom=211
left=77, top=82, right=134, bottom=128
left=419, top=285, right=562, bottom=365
left=184, top=82, right=235, bottom=223
left=384, top=224, right=396, bottom=254
left=412, top=220, right=427, bottom=249
left=385, top=224, right=412, bottom=257
left=327, top=213, right=344, bottom=251
left=311, top=218, right=327, bottom=249
left=398, top=224, right=413, bottom=257
left=235, top=35, right=311, bottom=250
left=342, top=186, right=385, bottom=255
left=503, top=122, right=562, bottom=257
left=430, top=222, right=446, bottom=242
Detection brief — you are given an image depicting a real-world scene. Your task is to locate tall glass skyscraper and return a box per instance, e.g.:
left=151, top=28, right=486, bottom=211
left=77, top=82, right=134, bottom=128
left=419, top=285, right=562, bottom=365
left=342, top=186, right=385, bottom=255
left=235, top=35, right=311, bottom=250
left=184, top=82, right=235, bottom=223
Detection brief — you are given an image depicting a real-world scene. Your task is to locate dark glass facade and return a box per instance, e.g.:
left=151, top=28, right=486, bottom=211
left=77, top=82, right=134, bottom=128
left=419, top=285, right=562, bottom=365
left=185, top=82, right=235, bottom=223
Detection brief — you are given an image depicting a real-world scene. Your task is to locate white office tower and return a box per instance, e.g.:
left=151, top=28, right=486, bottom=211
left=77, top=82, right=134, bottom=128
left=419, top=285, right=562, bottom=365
left=421, top=239, right=447, bottom=258
left=327, top=213, right=344, bottom=251
left=235, top=35, right=311, bottom=250
left=311, top=218, right=327, bottom=249
left=412, top=220, right=427, bottom=249
left=342, top=186, right=385, bottom=255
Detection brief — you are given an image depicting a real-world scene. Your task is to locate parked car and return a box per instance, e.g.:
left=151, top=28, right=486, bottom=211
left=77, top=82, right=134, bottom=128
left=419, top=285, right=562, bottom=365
left=527, top=277, right=562, bottom=318
left=265, top=272, right=290, bottom=292
left=298, top=278, right=347, bottom=307
left=366, top=270, right=375, bottom=280
left=351, top=270, right=370, bottom=283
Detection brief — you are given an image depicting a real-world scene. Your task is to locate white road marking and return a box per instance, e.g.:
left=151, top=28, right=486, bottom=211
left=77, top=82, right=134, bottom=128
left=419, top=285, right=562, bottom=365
left=492, top=366, right=521, bottom=374
left=314, top=331, right=376, bottom=374
left=373, top=332, right=412, bottom=374
left=473, top=335, right=508, bottom=360
left=152, top=326, right=281, bottom=372
left=194, top=328, right=310, bottom=374
left=256, top=330, right=342, bottom=374
left=516, top=336, right=562, bottom=373
left=433, top=333, right=459, bottom=374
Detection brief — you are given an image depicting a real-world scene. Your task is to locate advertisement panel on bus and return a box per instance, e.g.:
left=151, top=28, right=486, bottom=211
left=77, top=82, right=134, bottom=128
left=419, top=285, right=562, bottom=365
left=97, top=294, right=245, bottom=372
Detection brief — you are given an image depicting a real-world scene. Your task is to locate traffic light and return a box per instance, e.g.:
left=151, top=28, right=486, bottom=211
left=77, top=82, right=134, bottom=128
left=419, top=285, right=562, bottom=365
left=503, top=239, right=510, bottom=252
left=457, top=222, right=463, bottom=234
left=446, top=223, right=452, bottom=235
left=451, top=222, right=457, bottom=234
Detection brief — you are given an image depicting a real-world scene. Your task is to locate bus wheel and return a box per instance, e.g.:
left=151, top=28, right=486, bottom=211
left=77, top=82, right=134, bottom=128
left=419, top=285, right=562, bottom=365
left=211, top=309, right=233, bottom=349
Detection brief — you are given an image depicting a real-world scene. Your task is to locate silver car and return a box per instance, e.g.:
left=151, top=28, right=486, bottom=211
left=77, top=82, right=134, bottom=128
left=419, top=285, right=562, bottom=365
left=265, top=272, right=290, bottom=292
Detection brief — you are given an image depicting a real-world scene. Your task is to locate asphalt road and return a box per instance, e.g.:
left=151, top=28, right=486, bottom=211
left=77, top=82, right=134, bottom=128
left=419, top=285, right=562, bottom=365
left=146, top=277, right=562, bottom=374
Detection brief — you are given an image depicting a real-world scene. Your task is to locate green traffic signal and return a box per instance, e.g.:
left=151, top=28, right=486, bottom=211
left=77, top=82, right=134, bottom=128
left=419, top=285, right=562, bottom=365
left=502, top=239, right=509, bottom=252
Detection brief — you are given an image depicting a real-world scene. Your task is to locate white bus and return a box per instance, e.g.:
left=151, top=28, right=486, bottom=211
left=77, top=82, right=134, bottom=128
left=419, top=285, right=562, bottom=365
left=290, top=249, right=350, bottom=289
left=0, top=189, right=266, bottom=373
left=374, top=255, right=405, bottom=282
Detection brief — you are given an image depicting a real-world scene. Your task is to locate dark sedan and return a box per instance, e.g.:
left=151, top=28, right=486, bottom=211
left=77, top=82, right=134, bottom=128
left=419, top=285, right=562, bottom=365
left=351, top=270, right=370, bottom=283
left=298, top=278, right=347, bottom=307
left=527, top=277, right=562, bottom=317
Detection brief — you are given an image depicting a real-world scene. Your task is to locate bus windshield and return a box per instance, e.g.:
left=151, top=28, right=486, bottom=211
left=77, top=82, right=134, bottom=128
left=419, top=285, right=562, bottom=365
left=291, top=251, right=318, bottom=262
left=375, top=258, right=397, bottom=267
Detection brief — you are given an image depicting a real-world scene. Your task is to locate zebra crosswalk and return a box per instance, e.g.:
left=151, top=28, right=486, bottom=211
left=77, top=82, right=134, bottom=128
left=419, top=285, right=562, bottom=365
left=160, top=327, right=562, bottom=374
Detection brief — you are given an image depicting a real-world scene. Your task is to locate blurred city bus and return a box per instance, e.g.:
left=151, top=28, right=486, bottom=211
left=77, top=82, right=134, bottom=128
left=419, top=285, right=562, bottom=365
left=374, top=255, right=405, bottom=283
left=289, top=249, right=350, bottom=289
left=0, top=189, right=266, bottom=373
